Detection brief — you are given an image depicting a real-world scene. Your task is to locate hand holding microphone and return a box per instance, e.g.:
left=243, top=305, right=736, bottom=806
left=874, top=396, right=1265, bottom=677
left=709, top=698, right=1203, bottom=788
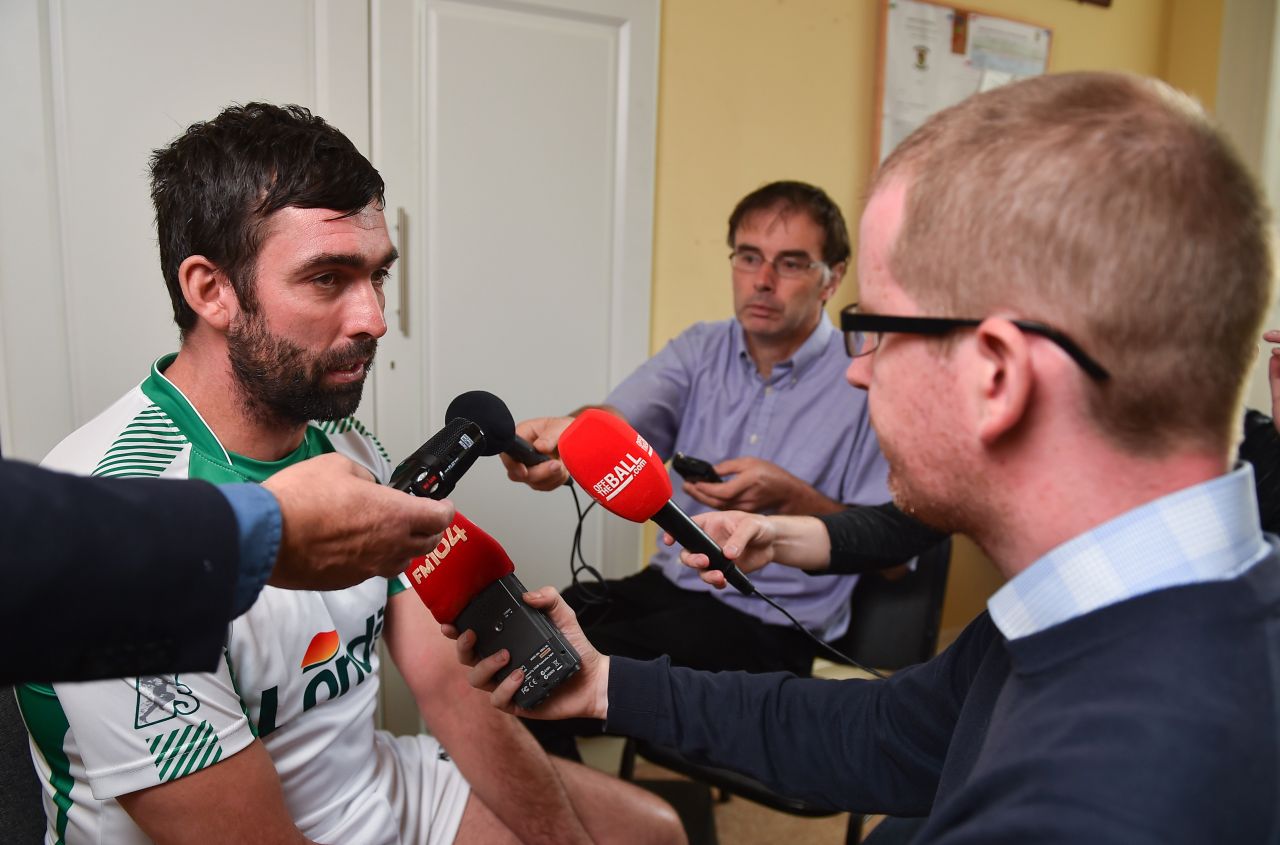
left=557, top=410, right=757, bottom=595
left=667, top=509, right=781, bottom=590
left=499, top=416, right=575, bottom=491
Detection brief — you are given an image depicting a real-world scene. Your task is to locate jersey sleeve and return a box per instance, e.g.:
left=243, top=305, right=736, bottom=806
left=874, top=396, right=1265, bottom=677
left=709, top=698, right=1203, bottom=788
left=48, top=656, right=256, bottom=800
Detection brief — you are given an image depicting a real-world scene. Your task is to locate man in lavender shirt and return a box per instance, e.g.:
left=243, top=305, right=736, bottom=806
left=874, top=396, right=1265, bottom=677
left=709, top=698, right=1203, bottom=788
left=504, top=181, right=897, bottom=709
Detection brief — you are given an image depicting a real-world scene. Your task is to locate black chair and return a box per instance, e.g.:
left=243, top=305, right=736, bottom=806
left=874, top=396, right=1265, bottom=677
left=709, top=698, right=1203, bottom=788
left=620, top=537, right=953, bottom=845
left=0, top=686, right=47, bottom=843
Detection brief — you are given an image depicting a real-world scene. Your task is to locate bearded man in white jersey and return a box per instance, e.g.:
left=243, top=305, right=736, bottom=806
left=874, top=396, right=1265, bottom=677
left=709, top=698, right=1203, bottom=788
left=19, top=103, right=683, bottom=845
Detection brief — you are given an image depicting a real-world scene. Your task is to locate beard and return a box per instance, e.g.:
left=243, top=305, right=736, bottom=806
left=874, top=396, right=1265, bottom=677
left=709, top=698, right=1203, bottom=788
left=227, top=310, right=376, bottom=428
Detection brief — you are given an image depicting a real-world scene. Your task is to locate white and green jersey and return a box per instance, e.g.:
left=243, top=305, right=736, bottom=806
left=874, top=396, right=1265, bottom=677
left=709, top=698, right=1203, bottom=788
left=18, top=354, right=442, bottom=845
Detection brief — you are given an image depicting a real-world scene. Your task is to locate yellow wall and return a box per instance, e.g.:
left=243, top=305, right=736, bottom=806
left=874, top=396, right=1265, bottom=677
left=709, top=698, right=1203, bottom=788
left=649, top=0, right=1225, bottom=642
left=1164, top=0, right=1224, bottom=110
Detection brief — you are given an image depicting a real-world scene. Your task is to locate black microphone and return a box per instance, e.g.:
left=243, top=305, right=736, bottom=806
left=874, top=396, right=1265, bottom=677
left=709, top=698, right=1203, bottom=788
left=389, top=417, right=488, bottom=499
left=446, top=390, right=551, bottom=467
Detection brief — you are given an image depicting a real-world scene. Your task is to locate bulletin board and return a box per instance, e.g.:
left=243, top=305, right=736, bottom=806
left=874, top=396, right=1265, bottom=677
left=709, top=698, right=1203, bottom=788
left=874, top=0, right=1053, bottom=163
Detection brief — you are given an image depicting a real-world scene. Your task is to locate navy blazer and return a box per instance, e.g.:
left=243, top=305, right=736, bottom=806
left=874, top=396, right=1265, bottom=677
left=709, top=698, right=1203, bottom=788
left=0, top=458, right=238, bottom=683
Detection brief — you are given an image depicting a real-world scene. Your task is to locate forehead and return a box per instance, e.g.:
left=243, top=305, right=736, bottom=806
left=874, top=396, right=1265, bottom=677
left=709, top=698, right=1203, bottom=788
left=733, top=206, right=824, bottom=251
left=257, top=204, right=392, bottom=265
left=856, top=180, right=909, bottom=310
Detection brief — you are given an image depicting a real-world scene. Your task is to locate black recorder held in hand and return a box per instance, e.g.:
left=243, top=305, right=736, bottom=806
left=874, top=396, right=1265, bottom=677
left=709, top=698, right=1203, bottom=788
left=672, top=452, right=723, bottom=484
left=404, top=514, right=581, bottom=710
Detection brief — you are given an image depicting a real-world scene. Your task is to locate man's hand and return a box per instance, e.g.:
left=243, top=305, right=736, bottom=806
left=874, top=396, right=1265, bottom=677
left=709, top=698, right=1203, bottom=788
left=669, top=510, right=779, bottom=588
left=1265, top=329, right=1280, bottom=430
left=670, top=510, right=834, bottom=589
left=262, top=453, right=454, bottom=590
left=443, top=587, right=610, bottom=721
left=500, top=416, right=573, bottom=490
left=683, top=456, right=840, bottom=515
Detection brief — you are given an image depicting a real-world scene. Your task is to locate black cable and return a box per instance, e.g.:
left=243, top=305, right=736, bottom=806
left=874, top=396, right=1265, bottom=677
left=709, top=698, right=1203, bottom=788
left=566, top=482, right=611, bottom=605
left=556, top=479, right=889, bottom=677
left=752, top=589, right=888, bottom=680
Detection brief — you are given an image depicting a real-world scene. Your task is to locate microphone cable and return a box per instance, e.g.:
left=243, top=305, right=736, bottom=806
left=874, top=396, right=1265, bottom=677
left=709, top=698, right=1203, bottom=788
left=558, top=480, right=888, bottom=678
left=565, top=481, right=611, bottom=605
left=751, top=589, right=887, bottom=679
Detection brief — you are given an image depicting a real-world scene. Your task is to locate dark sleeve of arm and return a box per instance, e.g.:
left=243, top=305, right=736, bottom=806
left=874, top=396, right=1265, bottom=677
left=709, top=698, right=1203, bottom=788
left=1240, top=410, right=1280, bottom=536
left=604, top=617, right=995, bottom=815
left=814, top=501, right=949, bottom=573
left=0, top=458, right=240, bottom=683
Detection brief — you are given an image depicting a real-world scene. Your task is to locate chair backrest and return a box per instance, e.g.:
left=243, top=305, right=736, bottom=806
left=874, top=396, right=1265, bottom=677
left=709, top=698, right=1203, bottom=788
left=0, top=686, right=47, bottom=843
left=828, top=536, right=953, bottom=670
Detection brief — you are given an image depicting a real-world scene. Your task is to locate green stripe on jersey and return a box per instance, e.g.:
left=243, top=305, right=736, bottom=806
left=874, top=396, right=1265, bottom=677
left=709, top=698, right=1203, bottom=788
left=91, top=404, right=187, bottom=478
left=16, top=684, right=73, bottom=843
left=149, top=720, right=223, bottom=782
left=315, top=417, right=390, bottom=460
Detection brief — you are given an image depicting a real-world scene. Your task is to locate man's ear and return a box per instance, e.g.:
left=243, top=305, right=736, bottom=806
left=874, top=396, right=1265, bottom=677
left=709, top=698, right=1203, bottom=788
left=178, top=255, right=238, bottom=332
left=971, top=318, right=1033, bottom=446
left=820, top=261, right=848, bottom=303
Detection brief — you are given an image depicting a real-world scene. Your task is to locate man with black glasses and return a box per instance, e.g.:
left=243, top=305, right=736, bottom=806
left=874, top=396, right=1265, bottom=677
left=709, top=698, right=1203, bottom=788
left=465, top=72, right=1280, bottom=843
left=502, top=181, right=901, bottom=756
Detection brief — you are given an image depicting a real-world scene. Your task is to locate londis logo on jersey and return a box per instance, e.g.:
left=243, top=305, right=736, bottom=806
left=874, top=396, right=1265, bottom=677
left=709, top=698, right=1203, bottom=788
left=256, top=608, right=385, bottom=738
left=301, top=608, right=384, bottom=710
left=408, top=521, right=469, bottom=584
left=591, top=437, right=652, bottom=502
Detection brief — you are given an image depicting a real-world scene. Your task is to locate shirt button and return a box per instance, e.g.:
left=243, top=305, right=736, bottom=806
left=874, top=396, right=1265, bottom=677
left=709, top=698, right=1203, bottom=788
left=749, top=434, right=759, bottom=445
left=764, top=386, right=772, bottom=395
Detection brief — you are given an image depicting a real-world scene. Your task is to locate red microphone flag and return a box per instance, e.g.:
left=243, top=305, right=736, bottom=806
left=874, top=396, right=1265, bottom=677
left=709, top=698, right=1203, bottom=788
left=558, top=409, right=671, bottom=522
left=404, top=511, right=515, bottom=624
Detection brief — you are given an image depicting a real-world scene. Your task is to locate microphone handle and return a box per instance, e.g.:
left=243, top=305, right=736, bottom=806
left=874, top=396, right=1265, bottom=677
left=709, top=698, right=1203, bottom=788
left=652, top=502, right=756, bottom=596
left=506, top=434, right=551, bottom=467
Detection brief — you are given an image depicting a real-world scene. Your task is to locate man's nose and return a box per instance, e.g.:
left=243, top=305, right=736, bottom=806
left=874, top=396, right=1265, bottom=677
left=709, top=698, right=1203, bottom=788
left=846, top=354, right=871, bottom=389
left=348, top=280, right=388, bottom=339
left=754, top=261, right=777, bottom=290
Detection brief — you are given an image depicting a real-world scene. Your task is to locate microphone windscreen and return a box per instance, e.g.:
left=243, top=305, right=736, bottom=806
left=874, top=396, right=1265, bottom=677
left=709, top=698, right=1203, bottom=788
left=445, top=391, right=515, bottom=456
left=405, top=512, right=515, bottom=623
left=559, top=409, right=672, bottom=522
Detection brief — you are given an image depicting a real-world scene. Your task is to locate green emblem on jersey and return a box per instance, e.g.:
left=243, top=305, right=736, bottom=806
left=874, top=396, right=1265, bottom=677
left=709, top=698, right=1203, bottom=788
left=135, top=675, right=200, bottom=729
left=149, top=720, right=223, bottom=782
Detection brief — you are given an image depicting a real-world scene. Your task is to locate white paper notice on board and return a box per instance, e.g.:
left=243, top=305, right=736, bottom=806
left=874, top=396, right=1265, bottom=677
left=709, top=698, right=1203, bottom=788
left=880, top=1, right=1050, bottom=162
left=968, top=14, right=1051, bottom=77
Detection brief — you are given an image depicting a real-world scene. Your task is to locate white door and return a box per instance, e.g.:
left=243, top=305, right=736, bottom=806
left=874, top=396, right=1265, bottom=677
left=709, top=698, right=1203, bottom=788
left=0, top=0, right=373, bottom=459
left=371, top=0, right=659, bottom=594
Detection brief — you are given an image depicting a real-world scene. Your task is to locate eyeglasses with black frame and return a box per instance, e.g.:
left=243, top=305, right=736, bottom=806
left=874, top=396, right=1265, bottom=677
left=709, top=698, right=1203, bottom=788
left=840, top=302, right=1111, bottom=381
left=729, top=249, right=830, bottom=280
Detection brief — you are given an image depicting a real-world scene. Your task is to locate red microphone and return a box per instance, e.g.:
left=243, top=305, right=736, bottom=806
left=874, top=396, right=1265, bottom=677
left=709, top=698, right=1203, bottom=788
left=558, top=410, right=756, bottom=595
left=406, top=512, right=581, bottom=708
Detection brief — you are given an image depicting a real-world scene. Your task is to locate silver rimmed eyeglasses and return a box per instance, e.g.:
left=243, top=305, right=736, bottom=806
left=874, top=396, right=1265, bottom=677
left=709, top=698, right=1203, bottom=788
left=841, top=302, right=1110, bottom=381
left=729, top=249, right=830, bottom=280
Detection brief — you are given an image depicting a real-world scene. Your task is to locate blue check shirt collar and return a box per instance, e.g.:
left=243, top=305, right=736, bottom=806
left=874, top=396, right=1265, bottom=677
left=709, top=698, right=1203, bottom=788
left=733, top=312, right=836, bottom=385
left=988, top=464, right=1269, bottom=641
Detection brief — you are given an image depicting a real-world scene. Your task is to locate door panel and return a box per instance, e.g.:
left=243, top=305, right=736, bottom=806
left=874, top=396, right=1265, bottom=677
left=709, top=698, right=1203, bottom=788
left=372, top=0, right=659, bottom=598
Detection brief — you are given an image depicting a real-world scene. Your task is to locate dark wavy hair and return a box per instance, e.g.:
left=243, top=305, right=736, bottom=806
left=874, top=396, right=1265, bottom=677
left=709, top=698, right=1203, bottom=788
left=726, top=180, right=851, bottom=267
left=149, top=102, right=386, bottom=336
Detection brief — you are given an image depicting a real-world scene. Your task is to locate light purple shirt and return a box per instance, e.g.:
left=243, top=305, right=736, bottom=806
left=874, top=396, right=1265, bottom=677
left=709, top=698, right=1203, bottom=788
left=606, top=314, right=891, bottom=639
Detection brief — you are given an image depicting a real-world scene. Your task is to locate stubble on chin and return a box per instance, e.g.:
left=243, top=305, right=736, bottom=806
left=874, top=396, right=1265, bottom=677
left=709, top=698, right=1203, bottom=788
left=882, top=441, right=982, bottom=538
